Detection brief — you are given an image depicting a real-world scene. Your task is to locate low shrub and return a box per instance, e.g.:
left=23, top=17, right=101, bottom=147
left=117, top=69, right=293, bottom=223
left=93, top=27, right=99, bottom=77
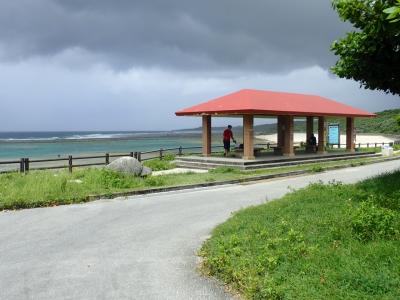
left=163, top=153, right=175, bottom=161
left=97, top=168, right=134, bottom=189
left=144, top=176, right=166, bottom=187
left=351, top=199, right=398, bottom=242
left=310, top=165, right=324, bottom=172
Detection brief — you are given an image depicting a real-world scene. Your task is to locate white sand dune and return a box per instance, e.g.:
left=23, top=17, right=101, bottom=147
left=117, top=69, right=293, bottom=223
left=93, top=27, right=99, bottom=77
left=255, top=133, right=395, bottom=144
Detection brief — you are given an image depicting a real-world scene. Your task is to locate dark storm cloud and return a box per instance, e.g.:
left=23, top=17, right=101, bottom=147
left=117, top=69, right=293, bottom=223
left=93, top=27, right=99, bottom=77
left=0, top=0, right=349, bottom=72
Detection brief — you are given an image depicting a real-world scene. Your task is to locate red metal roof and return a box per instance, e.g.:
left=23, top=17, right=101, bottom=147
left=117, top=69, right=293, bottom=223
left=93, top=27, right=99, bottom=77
left=175, top=89, right=375, bottom=118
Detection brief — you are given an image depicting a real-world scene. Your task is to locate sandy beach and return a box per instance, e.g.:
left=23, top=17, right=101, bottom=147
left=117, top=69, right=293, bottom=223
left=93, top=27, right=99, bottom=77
left=255, top=133, right=397, bottom=144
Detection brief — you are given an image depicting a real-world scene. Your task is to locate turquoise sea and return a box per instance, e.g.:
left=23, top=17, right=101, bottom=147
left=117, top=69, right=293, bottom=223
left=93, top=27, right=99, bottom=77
left=0, top=131, right=203, bottom=160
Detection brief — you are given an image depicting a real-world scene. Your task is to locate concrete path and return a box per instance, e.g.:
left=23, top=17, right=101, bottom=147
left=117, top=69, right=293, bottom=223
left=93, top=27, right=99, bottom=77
left=152, top=168, right=208, bottom=176
left=1, top=160, right=400, bottom=300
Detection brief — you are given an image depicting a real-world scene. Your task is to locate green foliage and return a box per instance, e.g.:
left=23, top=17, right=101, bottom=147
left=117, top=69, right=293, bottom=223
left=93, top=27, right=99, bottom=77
left=163, top=153, right=176, bottom=161
left=258, top=108, right=400, bottom=135
left=395, top=114, right=400, bottom=127
left=328, top=108, right=400, bottom=134
left=143, top=156, right=176, bottom=171
left=97, top=168, right=136, bottom=189
left=331, top=0, right=400, bottom=95
left=356, top=109, right=400, bottom=134
left=144, top=176, right=166, bottom=187
left=351, top=199, right=398, bottom=241
left=384, top=0, right=400, bottom=23
left=356, top=171, right=400, bottom=210
left=0, top=169, right=144, bottom=210
left=200, top=171, right=400, bottom=299
left=310, top=165, right=324, bottom=172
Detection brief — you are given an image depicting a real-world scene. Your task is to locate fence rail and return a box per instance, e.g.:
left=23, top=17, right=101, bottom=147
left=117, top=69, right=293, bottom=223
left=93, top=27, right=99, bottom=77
left=0, top=145, right=223, bottom=174
left=0, top=142, right=395, bottom=174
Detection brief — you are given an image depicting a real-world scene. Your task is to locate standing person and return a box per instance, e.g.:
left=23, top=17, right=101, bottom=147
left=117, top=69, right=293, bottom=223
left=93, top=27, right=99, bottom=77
left=223, top=125, right=236, bottom=156
left=309, top=133, right=317, bottom=146
left=307, top=133, right=317, bottom=152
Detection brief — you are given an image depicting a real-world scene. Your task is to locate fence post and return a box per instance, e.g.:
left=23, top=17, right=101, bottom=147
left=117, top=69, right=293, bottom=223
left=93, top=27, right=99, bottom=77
left=178, top=146, right=182, bottom=156
left=20, top=158, right=25, bottom=173
left=138, top=152, right=142, bottom=162
left=267, top=143, right=270, bottom=149
left=68, top=155, right=73, bottom=173
left=134, top=151, right=138, bottom=159
left=159, top=148, right=163, bottom=160
left=375, top=143, right=377, bottom=148
left=24, top=158, right=29, bottom=173
left=367, top=143, right=369, bottom=148
left=130, top=152, right=134, bottom=157
left=105, top=153, right=110, bottom=165
left=358, top=143, right=361, bottom=149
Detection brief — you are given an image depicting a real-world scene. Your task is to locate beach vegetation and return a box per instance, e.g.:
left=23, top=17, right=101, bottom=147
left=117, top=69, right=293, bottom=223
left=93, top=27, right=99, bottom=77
left=199, top=171, right=400, bottom=299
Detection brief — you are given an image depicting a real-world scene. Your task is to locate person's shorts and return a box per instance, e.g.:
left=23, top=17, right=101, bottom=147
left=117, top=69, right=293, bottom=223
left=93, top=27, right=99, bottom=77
left=223, top=140, right=230, bottom=150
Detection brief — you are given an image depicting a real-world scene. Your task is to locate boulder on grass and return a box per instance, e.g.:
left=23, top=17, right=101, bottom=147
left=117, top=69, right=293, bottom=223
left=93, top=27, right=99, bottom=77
left=107, top=157, right=151, bottom=176
left=140, top=166, right=152, bottom=176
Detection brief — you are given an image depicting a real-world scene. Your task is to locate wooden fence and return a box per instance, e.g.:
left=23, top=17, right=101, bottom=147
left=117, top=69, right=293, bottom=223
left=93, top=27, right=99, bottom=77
left=0, top=146, right=218, bottom=174
left=0, top=142, right=395, bottom=174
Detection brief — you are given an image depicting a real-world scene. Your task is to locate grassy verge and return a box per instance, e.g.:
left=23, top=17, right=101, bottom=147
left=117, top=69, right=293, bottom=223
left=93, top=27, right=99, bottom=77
left=143, top=154, right=176, bottom=171
left=199, top=171, right=400, bottom=299
left=0, top=153, right=398, bottom=211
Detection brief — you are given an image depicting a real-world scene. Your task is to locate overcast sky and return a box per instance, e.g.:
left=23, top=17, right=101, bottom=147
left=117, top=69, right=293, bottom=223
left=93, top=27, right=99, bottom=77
left=0, top=0, right=399, bottom=131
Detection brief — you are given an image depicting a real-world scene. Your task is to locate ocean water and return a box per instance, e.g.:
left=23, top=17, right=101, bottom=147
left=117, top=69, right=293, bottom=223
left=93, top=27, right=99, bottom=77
left=0, top=131, right=202, bottom=160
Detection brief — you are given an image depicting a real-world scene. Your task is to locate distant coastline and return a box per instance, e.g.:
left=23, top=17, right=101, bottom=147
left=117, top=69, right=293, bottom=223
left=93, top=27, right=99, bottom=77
left=0, top=131, right=204, bottom=160
left=0, top=131, right=204, bottom=143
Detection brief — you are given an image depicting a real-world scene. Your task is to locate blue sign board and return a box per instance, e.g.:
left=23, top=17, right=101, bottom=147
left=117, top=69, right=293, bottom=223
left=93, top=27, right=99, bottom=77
left=328, top=123, right=340, bottom=145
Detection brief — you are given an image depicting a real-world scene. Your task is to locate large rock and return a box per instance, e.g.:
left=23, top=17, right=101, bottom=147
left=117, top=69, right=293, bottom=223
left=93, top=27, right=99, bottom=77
left=107, top=157, right=151, bottom=176
left=140, top=166, right=152, bottom=176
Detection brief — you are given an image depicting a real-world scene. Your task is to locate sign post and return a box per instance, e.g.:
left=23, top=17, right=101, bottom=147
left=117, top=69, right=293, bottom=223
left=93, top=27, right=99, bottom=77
left=328, top=123, right=340, bottom=148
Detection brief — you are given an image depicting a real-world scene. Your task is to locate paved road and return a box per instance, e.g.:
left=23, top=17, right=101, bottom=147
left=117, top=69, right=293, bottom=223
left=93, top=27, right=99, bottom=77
left=1, top=160, right=400, bottom=300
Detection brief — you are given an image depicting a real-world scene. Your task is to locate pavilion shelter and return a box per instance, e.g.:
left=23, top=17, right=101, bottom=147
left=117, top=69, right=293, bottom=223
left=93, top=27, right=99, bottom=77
left=175, top=89, right=375, bottom=160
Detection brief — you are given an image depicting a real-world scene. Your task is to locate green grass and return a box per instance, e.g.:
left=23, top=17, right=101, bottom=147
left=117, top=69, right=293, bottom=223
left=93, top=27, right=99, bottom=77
left=143, top=154, right=176, bottom=171
left=0, top=153, right=398, bottom=211
left=199, top=171, right=400, bottom=299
